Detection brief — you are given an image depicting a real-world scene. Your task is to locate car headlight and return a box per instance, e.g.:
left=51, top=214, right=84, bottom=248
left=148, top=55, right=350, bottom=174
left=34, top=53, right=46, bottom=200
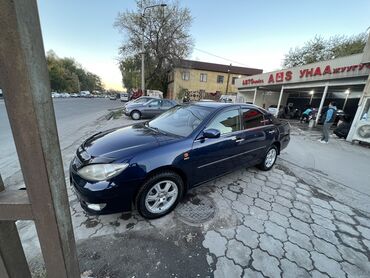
left=77, top=163, right=129, bottom=181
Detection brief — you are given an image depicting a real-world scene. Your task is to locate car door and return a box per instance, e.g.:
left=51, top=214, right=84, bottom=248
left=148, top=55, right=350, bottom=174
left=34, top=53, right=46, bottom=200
left=190, top=107, right=244, bottom=185
left=238, top=108, right=274, bottom=166
left=145, top=99, right=162, bottom=117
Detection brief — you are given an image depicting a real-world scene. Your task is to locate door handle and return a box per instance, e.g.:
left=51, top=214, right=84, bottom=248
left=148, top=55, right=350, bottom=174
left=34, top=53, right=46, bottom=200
left=232, top=137, right=244, bottom=143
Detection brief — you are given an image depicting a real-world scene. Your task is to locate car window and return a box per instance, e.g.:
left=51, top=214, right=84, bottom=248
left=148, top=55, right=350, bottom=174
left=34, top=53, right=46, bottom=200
left=162, top=100, right=173, bottom=108
left=242, top=108, right=264, bottom=129
left=207, top=109, right=240, bottom=135
left=134, top=97, right=151, bottom=103
left=148, top=105, right=211, bottom=137
left=148, top=99, right=161, bottom=107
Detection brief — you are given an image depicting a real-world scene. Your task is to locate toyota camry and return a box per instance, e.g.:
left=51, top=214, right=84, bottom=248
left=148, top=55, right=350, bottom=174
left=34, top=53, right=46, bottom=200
left=70, top=102, right=290, bottom=218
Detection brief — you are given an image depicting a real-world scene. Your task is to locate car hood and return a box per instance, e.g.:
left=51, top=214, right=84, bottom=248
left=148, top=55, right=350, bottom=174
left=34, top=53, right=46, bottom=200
left=82, top=123, right=160, bottom=160
left=125, top=103, right=143, bottom=109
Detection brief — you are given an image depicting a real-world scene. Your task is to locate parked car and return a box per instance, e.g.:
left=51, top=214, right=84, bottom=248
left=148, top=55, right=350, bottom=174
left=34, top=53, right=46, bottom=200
left=123, top=98, right=177, bottom=120
left=80, top=91, right=91, bottom=98
left=219, top=95, right=237, bottom=103
left=120, top=92, right=130, bottom=102
left=51, top=92, right=60, bottom=98
left=70, top=102, right=290, bottom=218
left=267, top=105, right=283, bottom=116
left=147, top=89, right=163, bottom=99
left=109, top=94, right=118, bottom=100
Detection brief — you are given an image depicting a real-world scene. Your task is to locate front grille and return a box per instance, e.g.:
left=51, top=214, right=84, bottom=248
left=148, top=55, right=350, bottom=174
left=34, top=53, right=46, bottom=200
left=73, top=155, right=83, bottom=169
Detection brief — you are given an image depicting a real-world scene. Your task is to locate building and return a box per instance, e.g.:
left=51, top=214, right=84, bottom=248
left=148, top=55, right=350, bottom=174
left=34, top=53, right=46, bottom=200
left=236, top=52, right=370, bottom=142
left=167, top=59, right=262, bottom=101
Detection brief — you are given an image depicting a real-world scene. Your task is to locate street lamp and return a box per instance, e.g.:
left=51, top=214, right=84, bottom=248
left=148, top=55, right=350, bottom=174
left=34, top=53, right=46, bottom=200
left=309, top=90, right=314, bottom=104
left=343, top=89, right=350, bottom=110
left=141, top=3, right=167, bottom=95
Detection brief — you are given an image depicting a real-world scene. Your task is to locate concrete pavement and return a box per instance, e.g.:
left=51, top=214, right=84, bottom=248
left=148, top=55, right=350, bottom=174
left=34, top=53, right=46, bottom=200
left=281, top=121, right=370, bottom=209
left=19, top=115, right=370, bottom=278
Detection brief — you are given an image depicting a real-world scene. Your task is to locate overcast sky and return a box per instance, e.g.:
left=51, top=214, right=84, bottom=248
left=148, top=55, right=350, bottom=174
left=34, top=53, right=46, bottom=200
left=37, top=0, right=370, bottom=90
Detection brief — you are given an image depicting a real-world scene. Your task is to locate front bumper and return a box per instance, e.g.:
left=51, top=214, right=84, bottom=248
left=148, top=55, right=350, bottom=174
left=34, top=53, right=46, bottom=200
left=69, top=160, right=142, bottom=214
left=123, top=108, right=131, bottom=116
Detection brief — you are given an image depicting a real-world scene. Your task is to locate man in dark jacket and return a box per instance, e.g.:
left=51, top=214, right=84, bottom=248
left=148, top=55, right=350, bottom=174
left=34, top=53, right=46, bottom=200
left=319, top=102, right=337, bottom=143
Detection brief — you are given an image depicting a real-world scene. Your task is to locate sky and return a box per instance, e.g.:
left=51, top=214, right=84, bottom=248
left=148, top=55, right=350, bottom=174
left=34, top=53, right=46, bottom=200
left=37, top=0, right=370, bottom=90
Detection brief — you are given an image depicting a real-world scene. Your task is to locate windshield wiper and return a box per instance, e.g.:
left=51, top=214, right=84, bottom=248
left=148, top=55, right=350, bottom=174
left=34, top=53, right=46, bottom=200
left=145, top=122, right=180, bottom=137
left=145, top=122, right=161, bottom=132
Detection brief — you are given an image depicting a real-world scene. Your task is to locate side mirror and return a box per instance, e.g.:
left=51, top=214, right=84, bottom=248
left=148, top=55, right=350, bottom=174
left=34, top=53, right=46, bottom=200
left=203, top=129, right=221, bottom=139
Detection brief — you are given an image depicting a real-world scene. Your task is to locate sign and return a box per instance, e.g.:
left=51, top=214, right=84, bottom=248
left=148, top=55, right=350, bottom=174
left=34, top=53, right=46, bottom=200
left=237, top=54, right=370, bottom=88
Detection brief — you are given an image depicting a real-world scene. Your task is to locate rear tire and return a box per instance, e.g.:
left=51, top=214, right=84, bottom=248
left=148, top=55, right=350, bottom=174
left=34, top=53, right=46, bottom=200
left=135, top=171, right=184, bottom=219
left=257, top=145, right=278, bottom=171
left=131, top=110, right=141, bottom=120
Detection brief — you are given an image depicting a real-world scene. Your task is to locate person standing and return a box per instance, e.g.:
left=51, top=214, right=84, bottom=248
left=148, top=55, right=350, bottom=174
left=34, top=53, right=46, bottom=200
left=319, top=101, right=337, bottom=143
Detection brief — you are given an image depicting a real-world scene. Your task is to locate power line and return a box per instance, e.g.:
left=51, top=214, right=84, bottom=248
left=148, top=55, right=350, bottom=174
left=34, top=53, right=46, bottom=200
left=193, top=47, right=251, bottom=67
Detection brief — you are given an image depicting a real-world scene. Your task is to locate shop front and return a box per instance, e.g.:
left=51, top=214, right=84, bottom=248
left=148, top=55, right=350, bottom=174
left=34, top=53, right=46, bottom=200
left=236, top=53, right=370, bottom=141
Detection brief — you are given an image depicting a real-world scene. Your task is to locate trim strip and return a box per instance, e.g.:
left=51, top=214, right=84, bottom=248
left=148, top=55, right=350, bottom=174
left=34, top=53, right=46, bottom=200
left=197, top=145, right=267, bottom=169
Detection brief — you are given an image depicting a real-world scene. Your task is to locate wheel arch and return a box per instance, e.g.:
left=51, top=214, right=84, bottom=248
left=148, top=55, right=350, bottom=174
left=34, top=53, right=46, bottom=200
left=133, top=165, right=188, bottom=202
left=272, top=141, right=281, bottom=155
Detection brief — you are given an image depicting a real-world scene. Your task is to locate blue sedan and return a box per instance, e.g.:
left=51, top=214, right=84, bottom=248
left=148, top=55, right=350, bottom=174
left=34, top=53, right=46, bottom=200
left=70, top=102, right=290, bottom=218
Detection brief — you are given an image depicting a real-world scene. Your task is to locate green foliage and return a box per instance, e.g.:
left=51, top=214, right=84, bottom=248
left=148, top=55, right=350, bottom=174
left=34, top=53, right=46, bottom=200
left=283, top=33, right=367, bottom=68
left=46, top=50, right=103, bottom=93
left=115, top=0, right=193, bottom=94
left=177, top=86, right=188, bottom=100
left=119, top=57, right=141, bottom=91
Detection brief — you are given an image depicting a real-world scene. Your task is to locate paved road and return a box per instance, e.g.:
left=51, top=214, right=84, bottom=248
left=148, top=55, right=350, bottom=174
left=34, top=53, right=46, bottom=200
left=0, top=98, right=121, bottom=183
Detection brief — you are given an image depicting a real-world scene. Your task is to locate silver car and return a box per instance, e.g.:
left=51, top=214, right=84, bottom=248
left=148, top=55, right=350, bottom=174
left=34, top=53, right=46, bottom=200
left=124, top=98, right=178, bottom=120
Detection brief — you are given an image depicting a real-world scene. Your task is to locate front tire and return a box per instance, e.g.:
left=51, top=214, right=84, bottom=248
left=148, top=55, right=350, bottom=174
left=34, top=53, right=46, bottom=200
left=257, top=145, right=278, bottom=171
left=135, top=171, right=184, bottom=219
left=131, top=110, right=141, bottom=120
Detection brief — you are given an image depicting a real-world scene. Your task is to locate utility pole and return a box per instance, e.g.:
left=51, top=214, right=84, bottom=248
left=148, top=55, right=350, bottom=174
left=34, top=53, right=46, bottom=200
left=225, top=63, right=231, bottom=94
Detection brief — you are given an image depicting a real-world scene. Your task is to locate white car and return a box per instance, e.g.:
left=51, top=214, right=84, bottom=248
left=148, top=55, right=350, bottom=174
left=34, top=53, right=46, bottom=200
left=267, top=105, right=283, bottom=116
left=120, top=93, right=129, bottom=102
left=80, top=91, right=91, bottom=97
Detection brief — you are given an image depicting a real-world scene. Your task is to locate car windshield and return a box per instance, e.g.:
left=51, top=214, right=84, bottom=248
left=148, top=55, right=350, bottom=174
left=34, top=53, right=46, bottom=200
left=148, top=105, right=211, bottom=137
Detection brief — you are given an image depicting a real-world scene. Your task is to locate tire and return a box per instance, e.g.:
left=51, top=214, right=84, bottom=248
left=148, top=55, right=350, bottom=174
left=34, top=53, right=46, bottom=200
left=131, top=110, right=141, bottom=120
left=135, top=171, right=184, bottom=219
left=257, top=145, right=278, bottom=171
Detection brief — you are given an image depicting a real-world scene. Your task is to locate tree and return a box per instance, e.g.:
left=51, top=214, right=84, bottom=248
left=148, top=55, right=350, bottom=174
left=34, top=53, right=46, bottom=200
left=119, top=58, right=141, bottom=91
left=46, top=50, right=103, bottom=92
left=114, top=0, right=193, bottom=94
left=282, top=33, right=367, bottom=68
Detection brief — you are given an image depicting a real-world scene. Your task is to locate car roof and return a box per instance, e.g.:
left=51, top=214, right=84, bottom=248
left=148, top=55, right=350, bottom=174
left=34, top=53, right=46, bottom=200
left=191, top=102, right=262, bottom=110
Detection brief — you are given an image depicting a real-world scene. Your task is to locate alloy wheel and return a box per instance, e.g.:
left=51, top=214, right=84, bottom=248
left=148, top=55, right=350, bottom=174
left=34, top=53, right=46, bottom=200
left=265, top=148, right=277, bottom=168
left=144, top=180, right=179, bottom=214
